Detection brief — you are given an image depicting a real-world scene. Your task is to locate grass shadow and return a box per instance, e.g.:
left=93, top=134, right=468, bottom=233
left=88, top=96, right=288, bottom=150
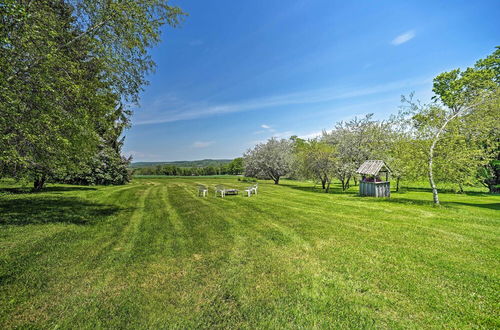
left=0, top=186, right=97, bottom=195
left=283, top=183, right=357, bottom=195
left=353, top=194, right=500, bottom=210
left=400, top=186, right=491, bottom=196
left=0, top=196, right=122, bottom=226
left=447, top=201, right=500, bottom=211
left=355, top=195, right=434, bottom=207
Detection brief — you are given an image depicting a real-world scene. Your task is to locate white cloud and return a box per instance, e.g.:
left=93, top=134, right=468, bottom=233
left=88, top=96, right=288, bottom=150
left=391, top=30, right=415, bottom=46
left=133, top=76, right=430, bottom=125
left=257, top=124, right=276, bottom=134
left=192, top=141, right=214, bottom=148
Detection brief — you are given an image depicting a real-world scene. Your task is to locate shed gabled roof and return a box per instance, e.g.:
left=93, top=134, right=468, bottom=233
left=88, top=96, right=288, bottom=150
left=356, top=160, right=391, bottom=176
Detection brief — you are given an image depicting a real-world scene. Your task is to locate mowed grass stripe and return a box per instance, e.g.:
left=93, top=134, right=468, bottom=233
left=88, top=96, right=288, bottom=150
left=164, top=178, right=499, bottom=327
left=0, top=183, right=147, bottom=327
left=168, top=181, right=385, bottom=327
left=0, top=177, right=499, bottom=328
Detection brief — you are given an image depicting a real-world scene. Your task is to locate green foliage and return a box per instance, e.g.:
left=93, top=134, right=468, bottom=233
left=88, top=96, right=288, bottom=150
left=294, top=139, right=337, bottom=191
left=227, top=157, right=244, bottom=175
left=237, top=176, right=257, bottom=182
left=390, top=47, right=500, bottom=200
left=432, top=46, right=500, bottom=111
left=132, top=158, right=243, bottom=176
left=130, top=159, right=232, bottom=168
left=0, top=0, right=185, bottom=189
left=55, top=145, right=131, bottom=185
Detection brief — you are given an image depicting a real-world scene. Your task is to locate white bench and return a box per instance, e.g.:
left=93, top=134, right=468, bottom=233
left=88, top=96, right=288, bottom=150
left=197, top=184, right=208, bottom=197
left=215, top=185, right=225, bottom=198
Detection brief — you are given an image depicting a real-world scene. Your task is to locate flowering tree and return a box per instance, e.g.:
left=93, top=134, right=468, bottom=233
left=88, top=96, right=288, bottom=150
left=244, top=138, right=294, bottom=184
left=323, top=114, right=392, bottom=190
left=294, top=138, right=337, bottom=192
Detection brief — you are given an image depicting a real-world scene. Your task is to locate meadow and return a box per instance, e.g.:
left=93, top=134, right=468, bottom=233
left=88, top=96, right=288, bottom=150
left=0, top=176, right=498, bottom=328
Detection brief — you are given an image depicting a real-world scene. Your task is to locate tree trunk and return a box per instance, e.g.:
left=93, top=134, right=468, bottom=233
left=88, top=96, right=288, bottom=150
left=353, top=176, right=358, bottom=186
left=396, top=177, right=400, bottom=192
left=33, top=175, right=46, bottom=191
left=428, top=145, right=440, bottom=205
left=321, top=178, right=326, bottom=189
left=274, top=177, right=280, bottom=184
left=325, top=181, right=331, bottom=193
left=428, top=110, right=462, bottom=205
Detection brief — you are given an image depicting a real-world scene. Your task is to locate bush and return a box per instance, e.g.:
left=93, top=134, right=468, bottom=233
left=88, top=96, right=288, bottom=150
left=238, top=177, right=257, bottom=183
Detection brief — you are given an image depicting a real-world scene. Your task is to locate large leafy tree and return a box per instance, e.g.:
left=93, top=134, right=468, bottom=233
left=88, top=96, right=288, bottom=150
left=394, top=48, right=499, bottom=203
left=227, top=157, right=244, bottom=175
left=422, top=47, right=499, bottom=203
left=1, top=1, right=106, bottom=189
left=55, top=104, right=132, bottom=185
left=0, top=0, right=185, bottom=190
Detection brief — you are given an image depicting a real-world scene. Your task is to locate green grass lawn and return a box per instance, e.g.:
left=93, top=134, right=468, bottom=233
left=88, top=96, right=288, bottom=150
left=1, top=177, right=499, bottom=328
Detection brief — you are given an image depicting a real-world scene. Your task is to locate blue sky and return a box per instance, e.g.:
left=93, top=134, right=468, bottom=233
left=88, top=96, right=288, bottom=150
left=123, top=0, right=499, bottom=161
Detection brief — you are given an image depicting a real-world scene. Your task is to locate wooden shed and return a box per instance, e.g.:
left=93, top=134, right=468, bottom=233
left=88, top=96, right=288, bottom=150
left=356, top=160, right=391, bottom=197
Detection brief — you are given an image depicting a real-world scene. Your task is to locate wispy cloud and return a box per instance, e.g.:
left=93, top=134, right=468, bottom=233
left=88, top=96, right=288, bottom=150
left=192, top=141, right=214, bottom=148
left=134, top=76, right=430, bottom=125
left=391, top=30, right=415, bottom=46
left=256, top=124, right=276, bottom=134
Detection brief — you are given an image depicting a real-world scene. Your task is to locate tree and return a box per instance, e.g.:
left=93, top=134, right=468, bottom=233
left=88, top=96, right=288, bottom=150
left=1, top=1, right=106, bottom=190
left=423, top=47, right=500, bottom=204
left=465, top=89, right=500, bottom=192
left=388, top=101, right=432, bottom=192
left=0, top=0, right=185, bottom=190
left=227, top=157, right=244, bottom=175
left=54, top=104, right=133, bottom=185
left=244, top=138, right=294, bottom=184
left=294, top=138, right=337, bottom=192
left=323, top=114, right=392, bottom=190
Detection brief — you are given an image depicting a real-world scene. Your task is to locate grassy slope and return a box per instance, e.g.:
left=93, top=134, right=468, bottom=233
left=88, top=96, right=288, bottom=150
left=0, top=177, right=498, bottom=328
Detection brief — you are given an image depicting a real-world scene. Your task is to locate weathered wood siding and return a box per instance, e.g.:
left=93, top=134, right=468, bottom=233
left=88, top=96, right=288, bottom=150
left=359, top=181, right=390, bottom=197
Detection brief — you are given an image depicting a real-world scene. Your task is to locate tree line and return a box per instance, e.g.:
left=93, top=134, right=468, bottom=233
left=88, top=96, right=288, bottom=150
left=0, top=0, right=185, bottom=190
left=244, top=48, right=500, bottom=204
left=133, top=158, right=244, bottom=176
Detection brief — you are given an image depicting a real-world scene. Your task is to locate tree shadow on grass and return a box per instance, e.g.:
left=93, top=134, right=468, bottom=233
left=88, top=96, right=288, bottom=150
left=354, top=195, right=500, bottom=210
left=354, top=195, right=434, bottom=207
left=446, top=201, right=500, bottom=211
left=283, top=183, right=357, bottom=196
left=0, top=186, right=97, bottom=195
left=0, top=196, right=122, bottom=226
left=399, top=186, right=492, bottom=197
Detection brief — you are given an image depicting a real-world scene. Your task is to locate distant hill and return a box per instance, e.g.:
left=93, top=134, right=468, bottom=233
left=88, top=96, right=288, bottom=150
left=130, top=159, right=233, bottom=168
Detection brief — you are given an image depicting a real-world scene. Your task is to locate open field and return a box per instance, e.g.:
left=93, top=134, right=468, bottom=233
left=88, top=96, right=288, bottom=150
left=0, top=177, right=499, bottom=328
